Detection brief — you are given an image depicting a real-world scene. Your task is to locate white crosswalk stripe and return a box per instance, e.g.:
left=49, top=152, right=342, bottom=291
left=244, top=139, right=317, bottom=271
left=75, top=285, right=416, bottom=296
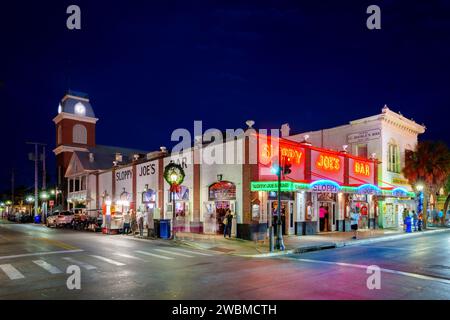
left=154, top=248, right=194, bottom=258
left=62, top=257, right=97, bottom=270
left=113, top=253, right=146, bottom=261
left=170, top=248, right=213, bottom=256
left=0, top=264, right=25, bottom=280
left=89, top=255, right=126, bottom=266
left=135, top=250, right=174, bottom=260
left=33, top=260, right=63, bottom=274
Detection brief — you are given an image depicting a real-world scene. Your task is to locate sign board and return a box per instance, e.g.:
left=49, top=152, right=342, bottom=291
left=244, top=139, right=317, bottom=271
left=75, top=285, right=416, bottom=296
left=347, top=129, right=381, bottom=144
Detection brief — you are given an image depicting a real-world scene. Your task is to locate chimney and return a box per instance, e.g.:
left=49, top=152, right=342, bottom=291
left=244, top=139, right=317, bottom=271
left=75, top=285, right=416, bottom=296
left=281, top=123, right=290, bottom=137
left=115, top=153, right=123, bottom=163
left=89, top=153, right=95, bottom=163
left=133, top=154, right=140, bottom=161
left=160, top=146, right=167, bottom=153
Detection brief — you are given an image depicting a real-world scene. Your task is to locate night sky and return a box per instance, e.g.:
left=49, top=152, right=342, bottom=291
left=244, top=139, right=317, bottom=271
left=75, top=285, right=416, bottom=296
left=1, top=0, right=450, bottom=192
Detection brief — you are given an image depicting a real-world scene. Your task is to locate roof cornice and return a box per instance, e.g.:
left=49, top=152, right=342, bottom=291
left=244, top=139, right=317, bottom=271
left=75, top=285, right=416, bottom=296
left=53, top=112, right=99, bottom=124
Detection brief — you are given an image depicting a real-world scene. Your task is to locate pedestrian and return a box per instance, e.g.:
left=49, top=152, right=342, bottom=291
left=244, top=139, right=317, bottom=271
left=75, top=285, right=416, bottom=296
left=122, top=210, right=131, bottom=235
left=438, top=210, right=444, bottom=226
left=350, top=210, right=360, bottom=240
left=137, top=211, right=144, bottom=237
left=412, top=210, right=418, bottom=231
left=224, top=209, right=233, bottom=238
left=319, top=206, right=326, bottom=232
left=222, top=213, right=228, bottom=238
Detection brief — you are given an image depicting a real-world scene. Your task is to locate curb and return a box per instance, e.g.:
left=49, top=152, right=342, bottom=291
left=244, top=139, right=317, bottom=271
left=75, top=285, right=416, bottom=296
left=231, top=228, right=450, bottom=258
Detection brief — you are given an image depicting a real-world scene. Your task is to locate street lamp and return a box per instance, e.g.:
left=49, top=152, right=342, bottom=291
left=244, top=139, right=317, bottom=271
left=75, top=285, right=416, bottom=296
left=163, top=162, right=185, bottom=240
left=416, top=184, right=424, bottom=192
left=271, top=162, right=285, bottom=252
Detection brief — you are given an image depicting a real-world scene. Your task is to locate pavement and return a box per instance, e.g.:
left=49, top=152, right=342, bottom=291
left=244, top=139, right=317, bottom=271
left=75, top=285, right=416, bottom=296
left=174, top=227, right=450, bottom=257
left=1, top=218, right=450, bottom=299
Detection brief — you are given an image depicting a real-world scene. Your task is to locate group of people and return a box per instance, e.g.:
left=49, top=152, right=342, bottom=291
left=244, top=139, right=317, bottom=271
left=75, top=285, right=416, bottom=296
left=121, top=209, right=150, bottom=237
left=402, top=208, right=423, bottom=232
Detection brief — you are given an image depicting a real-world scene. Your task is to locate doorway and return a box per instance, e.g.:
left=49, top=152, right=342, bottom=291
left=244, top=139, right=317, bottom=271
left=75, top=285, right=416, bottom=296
left=318, top=201, right=336, bottom=232
left=268, top=200, right=295, bottom=235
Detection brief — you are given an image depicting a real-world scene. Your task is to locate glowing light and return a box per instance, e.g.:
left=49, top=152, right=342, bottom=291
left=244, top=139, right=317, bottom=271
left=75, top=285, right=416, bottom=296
left=416, top=184, right=424, bottom=192
left=354, top=161, right=371, bottom=177
left=74, top=102, right=86, bottom=115
left=357, top=184, right=382, bottom=195
left=310, top=180, right=341, bottom=193
left=316, top=154, right=341, bottom=171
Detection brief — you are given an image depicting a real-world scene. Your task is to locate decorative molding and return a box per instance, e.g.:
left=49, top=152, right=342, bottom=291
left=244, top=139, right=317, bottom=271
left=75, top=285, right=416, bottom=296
left=53, top=145, right=89, bottom=155
left=53, top=112, right=99, bottom=125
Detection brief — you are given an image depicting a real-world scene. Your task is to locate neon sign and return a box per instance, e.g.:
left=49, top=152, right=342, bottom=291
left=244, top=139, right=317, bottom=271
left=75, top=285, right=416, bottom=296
left=260, top=143, right=303, bottom=165
left=316, top=154, right=341, bottom=171
left=392, top=187, right=408, bottom=197
left=357, top=184, right=381, bottom=195
left=354, top=161, right=370, bottom=177
left=311, top=180, right=341, bottom=193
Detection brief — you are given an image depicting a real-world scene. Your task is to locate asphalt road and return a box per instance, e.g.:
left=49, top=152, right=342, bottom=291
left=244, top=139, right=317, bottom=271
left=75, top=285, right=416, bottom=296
left=0, top=219, right=449, bottom=300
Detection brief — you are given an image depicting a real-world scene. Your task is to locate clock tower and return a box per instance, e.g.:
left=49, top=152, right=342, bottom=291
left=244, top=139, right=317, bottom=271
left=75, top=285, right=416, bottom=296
left=53, top=91, right=98, bottom=206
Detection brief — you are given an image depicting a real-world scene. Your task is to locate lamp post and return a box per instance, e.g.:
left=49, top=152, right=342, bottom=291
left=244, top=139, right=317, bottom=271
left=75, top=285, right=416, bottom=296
left=274, top=164, right=285, bottom=251
left=163, top=162, right=185, bottom=240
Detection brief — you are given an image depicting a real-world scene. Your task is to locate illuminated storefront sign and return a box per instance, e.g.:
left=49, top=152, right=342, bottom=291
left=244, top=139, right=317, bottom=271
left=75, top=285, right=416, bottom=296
left=316, top=154, right=341, bottom=172
left=310, top=180, right=341, bottom=193
left=392, top=187, right=409, bottom=197
left=357, top=184, right=381, bottom=195
left=259, top=143, right=303, bottom=165
left=251, top=181, right=294, bottom=192
left=354, top=161, right=370, bottom=177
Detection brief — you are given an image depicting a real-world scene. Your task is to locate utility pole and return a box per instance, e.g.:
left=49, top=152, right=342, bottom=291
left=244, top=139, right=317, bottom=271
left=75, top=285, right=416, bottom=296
left=11, top=169, right=14, bottom=209
left=42, top=145, right=47, bottom=223
left=26, top=142, right=47, bottom=220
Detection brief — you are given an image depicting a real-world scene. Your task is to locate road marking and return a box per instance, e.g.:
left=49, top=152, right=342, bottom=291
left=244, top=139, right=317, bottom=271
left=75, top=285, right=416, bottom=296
left=0, top=249, right=84, bottom=261
left=33, top=238, right=79, bottom=250
left=33, top=260, right=63, bottom=274
left=170, top=248, right=213, bottom=256
left=154, top=248, right=194, bottom=258
left=135, top=250, right=174, bottom=260
left=62, top=257, right=97, bottom=270
left=292, top=258, right=450, bottom=285
left=89, top=255, right=126, bottom=266
left=359, top=245, right=434, bottom=252
left=0, top=264, right=25, bottom=280
left=113, top=253, right=146, bottom=261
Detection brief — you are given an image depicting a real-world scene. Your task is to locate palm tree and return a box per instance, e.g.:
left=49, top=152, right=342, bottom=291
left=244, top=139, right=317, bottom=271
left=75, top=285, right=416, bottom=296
left=403, top=141, right=450, bottom=228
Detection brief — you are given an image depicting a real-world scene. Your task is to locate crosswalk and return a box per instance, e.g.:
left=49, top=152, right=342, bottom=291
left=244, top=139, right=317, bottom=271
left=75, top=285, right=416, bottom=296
left=0, top=246, right=216, bottom=282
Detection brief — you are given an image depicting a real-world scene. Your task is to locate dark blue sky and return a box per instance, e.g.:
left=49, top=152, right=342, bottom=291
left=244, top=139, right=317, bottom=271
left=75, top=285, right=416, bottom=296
left=1, top=0, right=450, bottom=192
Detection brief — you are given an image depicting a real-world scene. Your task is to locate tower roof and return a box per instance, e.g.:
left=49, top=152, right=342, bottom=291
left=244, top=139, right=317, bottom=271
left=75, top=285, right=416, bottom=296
left=58, top=90, right=96, bottom=118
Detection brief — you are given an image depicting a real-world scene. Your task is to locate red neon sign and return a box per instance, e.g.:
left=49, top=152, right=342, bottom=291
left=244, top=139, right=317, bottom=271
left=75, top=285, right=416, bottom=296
left=316, top=154, right=341, bottom=171
left=354, top=161, right=371, bottom=177
left=260, top=143, right=303, bottom=165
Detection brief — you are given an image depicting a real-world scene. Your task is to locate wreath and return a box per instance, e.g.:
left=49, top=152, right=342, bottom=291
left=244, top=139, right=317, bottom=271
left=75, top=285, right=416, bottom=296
left=163, top=162, right=186, bottom=193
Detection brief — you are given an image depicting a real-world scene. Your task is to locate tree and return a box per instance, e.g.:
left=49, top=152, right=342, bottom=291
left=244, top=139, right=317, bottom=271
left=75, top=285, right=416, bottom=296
left=403, top=141, right=450, bottom=228
left=443, top=176, right=450, bottom=226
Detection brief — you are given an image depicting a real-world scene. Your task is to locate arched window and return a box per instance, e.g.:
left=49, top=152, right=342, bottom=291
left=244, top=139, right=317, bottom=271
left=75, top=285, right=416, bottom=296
left=57, top=126, right=62, bottom=144
left=387, top=139, right=400, bottom=173
left=73, top=124, right=87, bottom=144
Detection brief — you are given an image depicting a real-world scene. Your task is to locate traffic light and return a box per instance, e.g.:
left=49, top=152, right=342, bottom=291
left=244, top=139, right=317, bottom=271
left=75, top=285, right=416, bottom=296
left=283, top=158, right=292, bottom=175
left=271, top=165, right=281, bottom=175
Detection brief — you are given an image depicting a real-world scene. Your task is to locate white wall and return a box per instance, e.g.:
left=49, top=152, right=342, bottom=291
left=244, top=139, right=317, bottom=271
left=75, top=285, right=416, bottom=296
left=87, top=174, right=97, bottom=210
left=114, top=165, right=133, bottom=200
left=164, top=151, right=194, bottom=220
left=98, top=171, right=112, bottom=206
left=136, top=160, right=159, bottom=212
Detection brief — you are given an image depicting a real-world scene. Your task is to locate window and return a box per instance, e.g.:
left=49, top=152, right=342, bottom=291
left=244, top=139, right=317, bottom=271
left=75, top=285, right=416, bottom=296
left=73, top=124, right=87, bottom=144
left=387, top=140, right=400, bottom=173
left=356, top=144, right=368, bottom=158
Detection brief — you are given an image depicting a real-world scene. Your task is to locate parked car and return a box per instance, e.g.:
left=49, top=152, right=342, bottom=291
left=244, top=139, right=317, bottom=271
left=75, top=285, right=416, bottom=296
left=72, top=212, right=89, bottom=230
left=55, top=211, right=74, bottom=228
left=46, top=211, right=60, bottom=227
left=19, top=213, right=33, bottom=223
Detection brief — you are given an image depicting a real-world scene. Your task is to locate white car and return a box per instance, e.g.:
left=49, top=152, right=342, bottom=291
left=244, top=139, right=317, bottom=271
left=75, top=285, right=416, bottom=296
left=46, top=211, right=59, bottom=227
left=55, top=211, right=74, bottom=228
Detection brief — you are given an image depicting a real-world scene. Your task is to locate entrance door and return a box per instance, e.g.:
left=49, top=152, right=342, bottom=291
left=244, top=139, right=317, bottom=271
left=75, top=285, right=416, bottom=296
left=318, top=201, right=336, bottom=232
left=269, top=201, right=293, bottom=235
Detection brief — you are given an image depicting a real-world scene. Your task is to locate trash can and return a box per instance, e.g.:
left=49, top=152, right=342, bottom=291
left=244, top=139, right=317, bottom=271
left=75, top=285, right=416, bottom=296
left=154, top=219, right=160, bottom=238
left=34, top=215, right=41, bottom=224
left=159, top=219, right=171, bottom=239
left=405, top=217, right=412, bottom=233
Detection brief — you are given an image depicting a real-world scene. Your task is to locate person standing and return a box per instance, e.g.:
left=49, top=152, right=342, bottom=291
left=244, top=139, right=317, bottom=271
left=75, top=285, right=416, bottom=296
left=225, top=209, right=233, bottom=238
left=137, top=211, right=144, bottom=237
left=122, top=210, right=131, bottom=235
left=351, top=210, right=360, bottom=240
left=319, top=206, right=326, bottom=232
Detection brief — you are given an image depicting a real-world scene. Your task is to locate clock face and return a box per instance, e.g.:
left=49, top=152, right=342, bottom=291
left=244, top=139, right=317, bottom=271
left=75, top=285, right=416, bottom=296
left=58, top=104, right=62, bottom=114
left=74, top=102, right=86, bottom=115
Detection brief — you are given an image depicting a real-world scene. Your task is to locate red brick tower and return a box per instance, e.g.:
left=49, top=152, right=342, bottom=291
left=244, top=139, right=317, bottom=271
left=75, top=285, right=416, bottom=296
left=53, top=91, right=98, bottom=206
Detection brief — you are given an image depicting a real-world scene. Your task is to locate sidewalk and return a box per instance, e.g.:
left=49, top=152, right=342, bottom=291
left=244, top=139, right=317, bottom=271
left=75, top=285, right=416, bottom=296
left=174, top=227, right=450, bottom=257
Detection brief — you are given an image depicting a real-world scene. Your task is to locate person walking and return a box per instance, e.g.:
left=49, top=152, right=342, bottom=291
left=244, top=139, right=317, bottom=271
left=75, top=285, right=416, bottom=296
left=351, top=210, right=360, bottom=240
left=319, top=206, right=326, bottom=232
left=137, top=211, right=144, bottom=237
left=224, top=209, right=233, bottom=238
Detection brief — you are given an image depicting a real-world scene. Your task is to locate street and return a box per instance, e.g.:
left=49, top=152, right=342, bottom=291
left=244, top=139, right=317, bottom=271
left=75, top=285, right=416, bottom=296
left=0, top=220, right=449, bottom=300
